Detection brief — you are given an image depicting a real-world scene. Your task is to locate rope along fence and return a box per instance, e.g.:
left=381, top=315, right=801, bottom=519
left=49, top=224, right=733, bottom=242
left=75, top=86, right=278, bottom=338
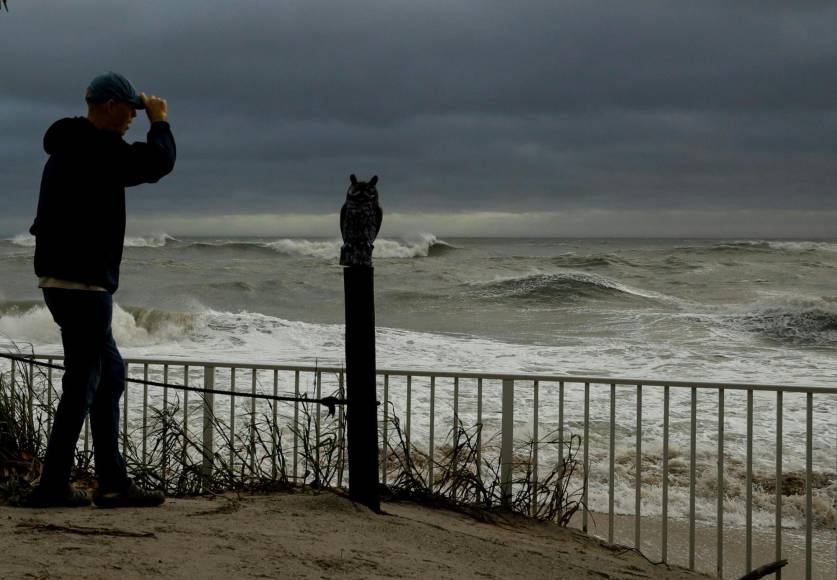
left=0, top=352, right=349, bottom=495
left=0, top=353, right=347, bottom=415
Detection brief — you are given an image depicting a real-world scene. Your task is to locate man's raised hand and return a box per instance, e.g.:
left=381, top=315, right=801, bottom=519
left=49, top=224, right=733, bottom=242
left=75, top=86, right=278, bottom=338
left=140, top=93, right=168, bottom=123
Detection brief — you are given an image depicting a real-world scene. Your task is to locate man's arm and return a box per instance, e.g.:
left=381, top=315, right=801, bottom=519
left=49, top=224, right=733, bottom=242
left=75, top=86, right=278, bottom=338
left=119, top=93, right=176, bottom=187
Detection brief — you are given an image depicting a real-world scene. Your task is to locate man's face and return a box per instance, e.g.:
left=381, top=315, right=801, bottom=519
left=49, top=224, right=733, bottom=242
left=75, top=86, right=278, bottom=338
left=105, top=100, right=137, bottom=135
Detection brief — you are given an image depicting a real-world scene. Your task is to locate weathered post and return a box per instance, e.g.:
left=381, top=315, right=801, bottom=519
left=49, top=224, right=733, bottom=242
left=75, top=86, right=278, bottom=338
left=340, top=174, right=383, bottom=512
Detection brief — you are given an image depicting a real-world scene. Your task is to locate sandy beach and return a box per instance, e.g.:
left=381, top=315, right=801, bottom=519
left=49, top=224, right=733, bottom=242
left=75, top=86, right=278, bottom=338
left=0, top=490, right=709, bottom=579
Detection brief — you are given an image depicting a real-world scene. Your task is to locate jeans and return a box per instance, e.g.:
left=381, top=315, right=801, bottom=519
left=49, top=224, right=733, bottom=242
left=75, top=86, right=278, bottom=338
left=40, top=288, right=129, bottom=493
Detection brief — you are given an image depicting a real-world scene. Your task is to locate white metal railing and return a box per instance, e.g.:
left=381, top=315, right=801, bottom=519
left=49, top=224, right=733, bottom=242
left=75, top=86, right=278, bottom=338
left=6, top=354, right=837, bottom=579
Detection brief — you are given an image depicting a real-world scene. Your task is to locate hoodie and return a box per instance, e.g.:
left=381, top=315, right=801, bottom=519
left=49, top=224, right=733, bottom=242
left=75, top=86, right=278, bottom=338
left=29, top=117, right=175, bottom=293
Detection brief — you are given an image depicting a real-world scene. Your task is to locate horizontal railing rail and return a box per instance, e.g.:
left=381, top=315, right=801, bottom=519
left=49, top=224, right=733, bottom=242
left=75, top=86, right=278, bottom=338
left=20, top=353, right=837, bottom=393
left=3, top=352, right=835, bottom=579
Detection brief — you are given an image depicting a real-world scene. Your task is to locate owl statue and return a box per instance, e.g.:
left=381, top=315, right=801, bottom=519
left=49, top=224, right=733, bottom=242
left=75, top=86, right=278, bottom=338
left=340, top=174, right=383, bottom=267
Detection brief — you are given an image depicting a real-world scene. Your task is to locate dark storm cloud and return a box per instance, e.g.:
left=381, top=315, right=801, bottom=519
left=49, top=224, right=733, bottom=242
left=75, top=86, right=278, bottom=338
left=1, top=1, right=836, bottom=234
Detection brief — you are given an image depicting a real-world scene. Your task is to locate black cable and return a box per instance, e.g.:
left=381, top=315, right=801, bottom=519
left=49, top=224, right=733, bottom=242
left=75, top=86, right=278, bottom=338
left=0, top=352, right=346, bottom=416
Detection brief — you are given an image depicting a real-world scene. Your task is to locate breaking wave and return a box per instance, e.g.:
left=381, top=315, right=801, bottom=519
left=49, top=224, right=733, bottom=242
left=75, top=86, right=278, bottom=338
left=7, top=233, right=178, bottom=248
left=124, top=233, right=178, bottom=247
left=471, top=272, right=663, bottom=302
left=262, top=239, right=339, bottom=258
left=185, top=234, right=454, bottom=260
left=8, top=234, right=36, bottom=247
left=731, top=297, right=837, bottom=346
left=0, top=302, right=200, bottom=347
left=374, top=234, right=456, bottom=258
left=8, top=231, right=455, bottom=259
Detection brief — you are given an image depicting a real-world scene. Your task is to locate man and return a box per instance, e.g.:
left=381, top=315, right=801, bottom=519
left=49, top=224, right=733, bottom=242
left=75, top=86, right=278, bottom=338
left=27, top=72, right=176, bottom=507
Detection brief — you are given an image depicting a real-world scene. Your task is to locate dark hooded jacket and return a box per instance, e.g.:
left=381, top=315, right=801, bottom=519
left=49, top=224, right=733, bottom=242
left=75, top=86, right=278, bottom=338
left=29, top=117, right=175, bottom=293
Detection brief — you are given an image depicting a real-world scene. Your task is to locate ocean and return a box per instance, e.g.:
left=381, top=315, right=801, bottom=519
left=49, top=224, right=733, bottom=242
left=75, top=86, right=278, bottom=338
left=1, top=234, right=835, bottom=559
left=2, top=234, right=835, bottom=379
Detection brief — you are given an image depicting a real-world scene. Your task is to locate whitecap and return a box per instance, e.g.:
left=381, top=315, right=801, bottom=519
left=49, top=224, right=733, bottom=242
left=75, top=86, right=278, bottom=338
left=124, top=233, right=177, bottom=247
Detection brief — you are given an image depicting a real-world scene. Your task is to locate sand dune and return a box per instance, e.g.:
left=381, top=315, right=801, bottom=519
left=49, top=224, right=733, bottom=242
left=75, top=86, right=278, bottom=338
left=1, top=490, right=708, bottom=579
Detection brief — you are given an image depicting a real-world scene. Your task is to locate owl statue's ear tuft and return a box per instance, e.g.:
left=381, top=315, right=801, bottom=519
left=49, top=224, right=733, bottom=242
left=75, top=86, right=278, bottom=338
left=369, top=175, right=378, bottom=186
left=350, top=174, right=358, bottom=185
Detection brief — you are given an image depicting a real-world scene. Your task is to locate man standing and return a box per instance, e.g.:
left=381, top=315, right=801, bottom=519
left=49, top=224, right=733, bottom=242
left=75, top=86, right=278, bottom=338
left=27, top=72, right=176, bottom=507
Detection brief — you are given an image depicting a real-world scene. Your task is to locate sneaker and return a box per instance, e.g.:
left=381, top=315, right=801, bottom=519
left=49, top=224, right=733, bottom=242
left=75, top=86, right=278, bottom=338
left=26, top=484, right=91, bottom=508
left=93, top=480, right=165, bottom=508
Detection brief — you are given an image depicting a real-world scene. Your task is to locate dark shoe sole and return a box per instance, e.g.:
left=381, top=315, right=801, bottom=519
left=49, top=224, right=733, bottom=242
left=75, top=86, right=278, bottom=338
left=26, top=491, right=91, bottom=508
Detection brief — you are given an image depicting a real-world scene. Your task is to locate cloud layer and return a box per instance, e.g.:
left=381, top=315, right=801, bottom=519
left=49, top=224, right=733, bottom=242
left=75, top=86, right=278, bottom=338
left=2, top=1, right=835, bottom=235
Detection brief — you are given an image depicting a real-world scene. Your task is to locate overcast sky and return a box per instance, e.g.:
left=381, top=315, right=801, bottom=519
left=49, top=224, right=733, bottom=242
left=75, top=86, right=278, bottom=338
left=1, top=1, right=835, bottom=237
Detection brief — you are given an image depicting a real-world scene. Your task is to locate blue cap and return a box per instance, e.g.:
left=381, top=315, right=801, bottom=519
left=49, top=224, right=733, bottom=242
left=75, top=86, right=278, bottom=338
left=85, top=72, right=145, bottom=109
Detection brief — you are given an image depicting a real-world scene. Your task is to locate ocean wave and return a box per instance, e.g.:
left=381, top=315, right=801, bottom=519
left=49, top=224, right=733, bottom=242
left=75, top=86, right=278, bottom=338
left=731, top=297, right=837, bottom=346
left=0, top=300, right=43, bottom=316
left=0, top=303, right=65, bottom=345
left=186, top=234, right=454, bottom=260
left=207, top=281, right=256, bottom=292
left=471, top=271, right=662, bottom=302
left=549, top=253, right=634, bottom=269
left=7, top=233, right=178, bottom=248
left=0, top=302, right=200, bottom=347
left=124, top=233, right=178, bottom=247
left=680, top=240, right=837, bottom=254
left=766, top=241, right=837, bottom=253
left=373, top=234, right=456, bottom=258
left=120, top=306, right=201, bottom=342
left=8, top=234, right=35, bottom=247
left=262, top=239, right=339, bottom=258
left=382, top=288, right=443, bottom=303
left=185, top=240, right=280, bottom=254
left=652, top=256, right=704, bottom=270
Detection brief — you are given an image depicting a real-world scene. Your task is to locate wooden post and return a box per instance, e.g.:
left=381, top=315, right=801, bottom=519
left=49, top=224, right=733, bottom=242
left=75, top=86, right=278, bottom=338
left=340, top=173, right=382, bottom=512
left=344, top=265, right=380, bottom=512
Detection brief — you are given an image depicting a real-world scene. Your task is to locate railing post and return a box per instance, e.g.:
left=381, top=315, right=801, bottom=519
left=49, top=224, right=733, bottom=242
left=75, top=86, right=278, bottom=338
left=122, top=362, right=129, bottom=454
left=609, top=383, right=616, bottom=544
left=583, top=382, right=590, bottom=533
left=662, top=385, right=670, bottom=563
left=531, top=380, right=538, bottom=516
left=142, top=364, right=149, bottom=467
left=476, top=377, right=482, bottom=483
left=46, top=363, right=53, bottom=434
left=9, top=360, right=15, bottom=424
left=501, top=378, right=514, bottom=506
left=805, top=392, right=813, bottom=580
left=429, top=376, right=435, bottom=488
left=746, top=389, right=753, bottom=573
left=775, top=390, right=783, bottom=580
left=162, top=364, right=169, bottom=489
left=202, top=366, right=215, bottom=484
left=27, top=359, right=34, bottom=435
